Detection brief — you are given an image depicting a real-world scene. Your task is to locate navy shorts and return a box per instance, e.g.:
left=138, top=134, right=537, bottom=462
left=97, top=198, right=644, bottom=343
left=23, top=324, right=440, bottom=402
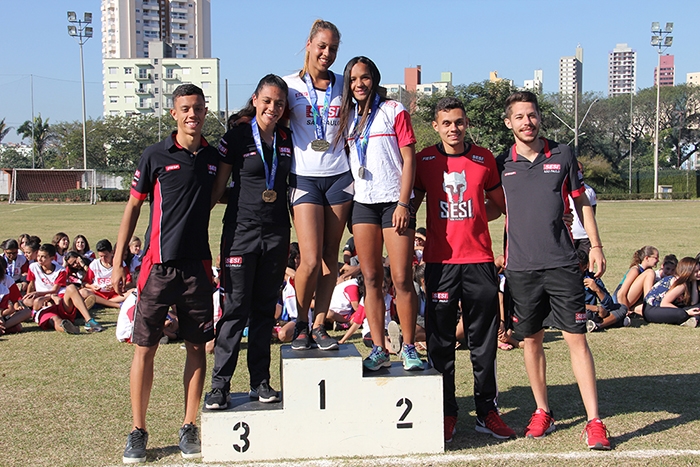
left=505, top=265, right=587, bottom=336
left=134, top=258, right=215, bottom=346
left=350, top=201, right=417, bottom=230
left=289, top=171, right=354, bottom=207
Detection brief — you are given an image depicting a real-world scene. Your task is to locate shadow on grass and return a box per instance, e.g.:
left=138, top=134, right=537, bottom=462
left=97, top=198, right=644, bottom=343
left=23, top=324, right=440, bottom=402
left=450, top=372, right=700, bottom=449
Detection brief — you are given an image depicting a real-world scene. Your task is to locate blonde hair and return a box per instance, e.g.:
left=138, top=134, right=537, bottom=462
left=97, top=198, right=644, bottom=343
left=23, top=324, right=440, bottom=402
left=299, top=19, right=341, bottom=78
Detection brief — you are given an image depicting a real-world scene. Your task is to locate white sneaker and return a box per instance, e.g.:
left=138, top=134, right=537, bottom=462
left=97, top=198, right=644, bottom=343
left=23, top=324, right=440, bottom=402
left=680, top=317, right=698, bottom=328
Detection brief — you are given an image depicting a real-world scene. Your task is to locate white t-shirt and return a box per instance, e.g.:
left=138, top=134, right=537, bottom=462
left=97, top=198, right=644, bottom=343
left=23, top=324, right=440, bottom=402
left=87, top=259, right=114, bottom=292
left=283, top=72, right=348, bottom=176
left=27, top=261, right=67, bottom=294
left=282, top=279, right=313, bottom=323
left=348, top=100, right=416, bottom=204
left=569, top=183, right=597, bottom=240
left=359, top=294, right=392, bottom=338
left=328, top=278, right=359, bottom=317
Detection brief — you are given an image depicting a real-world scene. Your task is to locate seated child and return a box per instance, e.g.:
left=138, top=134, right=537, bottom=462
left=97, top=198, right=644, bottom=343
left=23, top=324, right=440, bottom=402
left=577, top=249, right=630, bottom=332
left=2, top=239, right=29, bottom=293
left=52, top=232, right=71, bottom=266
left=22, top=241, right=39, bottom=265
left=84, top=239, right=133, bottom=308
left=24, top=243, right=103, bottom=334
left=0, top=256, right=32, bottom=334
left=326, top=275, right=360, bottom=327
left=64, top=251, right=91, bottom=286
left=71, top=234, right=95, bottom=261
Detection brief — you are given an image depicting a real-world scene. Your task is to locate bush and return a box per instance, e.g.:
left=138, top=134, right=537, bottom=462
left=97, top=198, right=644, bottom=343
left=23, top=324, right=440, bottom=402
left=596, top=192, right=691, bottom=201
left=27, top=189, right=91, bottom=202
left=96, top=189, right=130, bottom=202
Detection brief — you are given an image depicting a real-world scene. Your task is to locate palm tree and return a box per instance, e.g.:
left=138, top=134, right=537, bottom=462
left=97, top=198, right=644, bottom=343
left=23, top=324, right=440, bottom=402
left=0, top=118, right=11, bottom=144
left=17, top=114, right=52, bottom=168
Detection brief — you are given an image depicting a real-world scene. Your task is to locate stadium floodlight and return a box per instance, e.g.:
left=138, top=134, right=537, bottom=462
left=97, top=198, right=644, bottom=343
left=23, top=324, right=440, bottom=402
left=66, top=10, right=92, bottom=170
left=650, top=20, right=674, bottom=199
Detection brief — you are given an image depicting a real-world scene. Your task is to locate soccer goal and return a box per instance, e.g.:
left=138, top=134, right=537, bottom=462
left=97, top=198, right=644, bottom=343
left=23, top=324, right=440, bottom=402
left=9, top=169, right=97, bottom=204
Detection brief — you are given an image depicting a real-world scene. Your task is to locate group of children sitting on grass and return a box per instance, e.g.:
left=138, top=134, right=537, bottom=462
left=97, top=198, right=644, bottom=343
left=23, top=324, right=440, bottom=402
left=0, top=232, right=144, bottom=336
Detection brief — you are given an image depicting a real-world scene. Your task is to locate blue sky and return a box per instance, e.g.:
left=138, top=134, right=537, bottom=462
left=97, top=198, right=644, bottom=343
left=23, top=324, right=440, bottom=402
left=1, top=0, right=698, bottom=144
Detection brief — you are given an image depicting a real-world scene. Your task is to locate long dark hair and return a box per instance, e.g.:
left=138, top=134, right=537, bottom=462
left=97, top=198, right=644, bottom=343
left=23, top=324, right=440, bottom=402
left=334, top=56, right=387, bottom=150
left=231, top=74, right=289, bottom=127
left=671, top=257, right=698, bottom=306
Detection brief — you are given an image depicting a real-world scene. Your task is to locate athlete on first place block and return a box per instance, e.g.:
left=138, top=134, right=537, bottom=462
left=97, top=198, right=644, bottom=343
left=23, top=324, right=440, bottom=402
left=498, top=91, right=611, bottom=450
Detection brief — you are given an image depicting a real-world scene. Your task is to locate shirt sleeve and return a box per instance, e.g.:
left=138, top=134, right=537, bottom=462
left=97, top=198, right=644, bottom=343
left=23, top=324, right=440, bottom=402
left=484, top=151, right=502, bottom=192
left=130, top=148, right=155, bottom=201
left=86, top=267, right=95, bottom=284
left=55, top=270, right=67, bottom=288
left=393, top=108, right=417, bottom=148
left=344, top=282, right=360, bottom=302
left=568, top=152, right=585, bottom=198
left=26, top=267, right=35, bottom=283
left=8, top=283, right=22, bottom=302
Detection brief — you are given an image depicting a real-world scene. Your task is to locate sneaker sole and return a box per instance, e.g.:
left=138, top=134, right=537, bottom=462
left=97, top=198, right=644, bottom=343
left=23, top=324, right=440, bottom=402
left=60, top=320, right=80, bottom=334
left=475, top=425, right=516, bottom=440
left=363, top=361, right=392, bottom=371
left=402, top=360, right=424, bottom=371
left=388, top=321, right=401, bottom=354
left=258, top=394, right=281, bottom=403
left=205, top=402, right=227, bottom=409
left=181, top=451, right=202, bottom=459
left=588, top=442, right=612, bottom=450
left=525, top=425, right=556, bottom=439
left=123, top=455, right=147, bottom=464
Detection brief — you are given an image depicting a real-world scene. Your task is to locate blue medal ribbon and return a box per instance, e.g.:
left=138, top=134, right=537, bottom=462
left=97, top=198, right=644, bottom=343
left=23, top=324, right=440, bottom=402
left=303, top=72, right=334, bottom=142
left=251, top=117, right=278, bottom=192
left=352, top=93, right=381, bottom=170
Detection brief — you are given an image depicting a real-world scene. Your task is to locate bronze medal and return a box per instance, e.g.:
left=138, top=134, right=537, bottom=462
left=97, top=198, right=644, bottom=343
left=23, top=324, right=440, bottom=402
left=311, top=139, right=331, bottom=152
left=262, top=189, right=277, bottom=203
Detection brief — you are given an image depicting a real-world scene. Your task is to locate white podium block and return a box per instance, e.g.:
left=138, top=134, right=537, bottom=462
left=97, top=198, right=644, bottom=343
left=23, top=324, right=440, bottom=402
left=201, top=344, right=443, bottom=463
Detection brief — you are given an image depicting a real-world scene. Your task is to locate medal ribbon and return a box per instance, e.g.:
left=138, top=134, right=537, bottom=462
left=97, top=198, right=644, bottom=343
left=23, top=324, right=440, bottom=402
left=251, top=117, right=278, bottom=192
left=303, top=72, right=334, bottom=142
left=352, top=93, right=381, bottom=169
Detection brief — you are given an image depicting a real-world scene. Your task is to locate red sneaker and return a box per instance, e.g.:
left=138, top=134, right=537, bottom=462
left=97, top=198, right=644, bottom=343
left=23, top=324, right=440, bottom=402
left=475, top=410, right=516, bottom=439
left=583, top=418, right=611, bottom=450
left=444, top=415, right=457, bottom=443
left=524, top=408, right=555, bottom=439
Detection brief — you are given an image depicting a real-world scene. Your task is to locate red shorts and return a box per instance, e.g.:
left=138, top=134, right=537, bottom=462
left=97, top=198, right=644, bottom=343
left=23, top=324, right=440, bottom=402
left=35, top=301, right=76, bottom=330
left=95, top=289, right=119, bottom=300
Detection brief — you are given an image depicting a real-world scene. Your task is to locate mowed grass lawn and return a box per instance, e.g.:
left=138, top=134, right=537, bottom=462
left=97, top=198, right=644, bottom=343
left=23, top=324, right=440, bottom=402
left=1, top=200, right=700, bottom=467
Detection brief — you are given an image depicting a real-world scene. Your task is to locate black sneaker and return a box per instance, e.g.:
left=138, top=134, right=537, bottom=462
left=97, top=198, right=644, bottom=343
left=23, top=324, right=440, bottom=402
left=311, top=325, right=339, bottom=350
left=205, top=387, right=229, bottom=410
left=122, top=428, right=148, bottom=464
left=291, top=321, right=311, bottom=350
left=178, top=423, right=201, bottom=459
left=249, top=380, right=280, bottom=403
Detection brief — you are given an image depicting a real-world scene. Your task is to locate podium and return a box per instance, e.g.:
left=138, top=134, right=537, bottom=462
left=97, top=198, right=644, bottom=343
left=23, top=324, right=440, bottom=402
left=201, top=344, right=444, bottom=462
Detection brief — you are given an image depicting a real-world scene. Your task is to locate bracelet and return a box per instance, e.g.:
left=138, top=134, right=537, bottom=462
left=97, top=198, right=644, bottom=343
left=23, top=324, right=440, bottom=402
left=591, top=245, right=603, bottom=249
left=397, top=201, right=411, bottom=209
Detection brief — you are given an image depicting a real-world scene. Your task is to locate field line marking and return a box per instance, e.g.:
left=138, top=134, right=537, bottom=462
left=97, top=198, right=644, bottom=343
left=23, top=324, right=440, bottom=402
left=6, top=205, right=41, bottom=213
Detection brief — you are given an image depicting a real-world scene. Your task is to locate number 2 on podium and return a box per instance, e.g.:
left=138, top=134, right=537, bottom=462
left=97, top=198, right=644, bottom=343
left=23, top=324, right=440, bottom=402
left=396, top=398, right=413, bottom=429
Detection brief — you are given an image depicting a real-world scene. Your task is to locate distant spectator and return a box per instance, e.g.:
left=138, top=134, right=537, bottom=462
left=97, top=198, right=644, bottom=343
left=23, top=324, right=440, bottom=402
left=658, top=254, right=677, bottom=280
left=569, top=162, right=597, bottom=254
left=414, top=227, right=426, bottom=264
left=22, top=241, right=39, bottom=264
left=71, top=234, right=95, bottom=261
left=643, top=257, right=700, bottom=327
left=2, top=239, right=29, bottom=293
left=577, top=249, right=630, bottom=333
left=84, top=239, right=133, bottom=308
left=615, top=245, right=659, bottom=313
left=64, top=251, right=91, bottom=286
left=52, top=232, right=70, bottom=266
left=17, top=234, right=31, bottom=256
left=0, top=256, right=31, bottom=334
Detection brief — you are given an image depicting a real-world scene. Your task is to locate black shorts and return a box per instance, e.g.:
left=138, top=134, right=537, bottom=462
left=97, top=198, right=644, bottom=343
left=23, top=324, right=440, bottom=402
left=134, top=259, right=215, bottom=346
left=505, top=265, right=586, bottom=336
left=289, top=171, right=354, bottom=207
left=350, top=201, right=417, bottom=230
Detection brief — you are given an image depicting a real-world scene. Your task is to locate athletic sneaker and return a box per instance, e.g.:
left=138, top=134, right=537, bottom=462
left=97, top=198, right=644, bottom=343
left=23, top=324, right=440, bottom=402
left=400, top=344, right=424, bottom=371
left=59, top=319, right=80, bottom=334
left=475, top=410, right=516, bottom=439
left=586, top=320, right=598, bottom=333
left=444, top=415, right=457, bottom=443
left=387, top=320, right=402, bottom=354
left=178, top=423, right=201, bottom=459
left=582, top=418, right=611, bottom=450
left=85, top=318, right=104, bottom=333
left=290, top=321, right=311, bottom=350
left=122, top=427, right=148, bottom=464
left=249, top=380, right=280, bottom=403
left=622, top=316, right=631, bottom=327
left=363, top=346, right=391, bottom=371
left=681, top=317, right=698, bottom=328
left=205, top=387, right=229, bottom=410
left=311, top=326, right=339, bottom=350
left=524, top=408, right=556, bottom=439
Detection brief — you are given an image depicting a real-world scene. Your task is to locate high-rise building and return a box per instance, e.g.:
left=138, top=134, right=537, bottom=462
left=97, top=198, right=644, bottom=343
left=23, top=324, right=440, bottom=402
left=654, top=54, right=675, bottom=87
left=524, top=69, right=544, bottom=94
left=559, top=46, right=583, bottom=95
left=101, top=0, right=211, bottom=59
left=687, top=72, right=700, bottom=86
left=608, top=43, right=637, bottom=96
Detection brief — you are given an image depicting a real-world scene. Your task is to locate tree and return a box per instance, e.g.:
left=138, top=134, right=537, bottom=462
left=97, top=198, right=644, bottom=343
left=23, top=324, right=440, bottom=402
left=0, top=118, right=11, bottom=144
left=16, top=114, right=53, bottom=168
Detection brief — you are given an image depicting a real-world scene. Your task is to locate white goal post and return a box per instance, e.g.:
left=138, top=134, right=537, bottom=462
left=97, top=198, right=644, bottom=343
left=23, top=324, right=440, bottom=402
left=9, top=169, right=97, bottom=204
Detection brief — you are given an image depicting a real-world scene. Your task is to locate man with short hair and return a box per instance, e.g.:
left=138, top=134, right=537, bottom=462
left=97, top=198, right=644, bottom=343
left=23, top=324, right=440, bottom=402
left=413, top=97, right=515, bottom=444
left=112, top=84, right=219, bottom=463
left=497, top=91, right=610, bottom=450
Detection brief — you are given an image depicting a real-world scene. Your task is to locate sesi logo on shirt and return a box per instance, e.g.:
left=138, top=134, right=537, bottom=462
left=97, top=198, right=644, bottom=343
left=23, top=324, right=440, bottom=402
left=225, top=256, right=243, bottom=268
left=432, top=292, right=449, bottom=303
left=543, top=163, right=561, bottom=174
left=165, top=164, right=181, bottom=172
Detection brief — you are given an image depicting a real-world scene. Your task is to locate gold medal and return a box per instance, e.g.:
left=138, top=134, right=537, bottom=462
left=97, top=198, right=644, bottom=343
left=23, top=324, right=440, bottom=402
left=262, top=190, right=277, bottom=203
left=311, top=139, right=331, bottom=152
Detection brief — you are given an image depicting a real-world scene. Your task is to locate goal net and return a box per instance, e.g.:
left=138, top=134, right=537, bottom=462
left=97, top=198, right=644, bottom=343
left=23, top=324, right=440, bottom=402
left=9, top=169, right=97, bottom=204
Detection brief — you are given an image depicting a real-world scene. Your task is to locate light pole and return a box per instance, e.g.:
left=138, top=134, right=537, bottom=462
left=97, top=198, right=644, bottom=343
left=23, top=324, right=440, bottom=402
left=651, top=21, right=673, bottom=199
left=551, top=98, right=599, bottom=157
left=67, top=11, right=92, bottom=170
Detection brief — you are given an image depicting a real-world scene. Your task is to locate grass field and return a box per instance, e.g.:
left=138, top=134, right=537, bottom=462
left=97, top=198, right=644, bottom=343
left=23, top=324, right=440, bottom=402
left=1, top=200, right=700, bottom=466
